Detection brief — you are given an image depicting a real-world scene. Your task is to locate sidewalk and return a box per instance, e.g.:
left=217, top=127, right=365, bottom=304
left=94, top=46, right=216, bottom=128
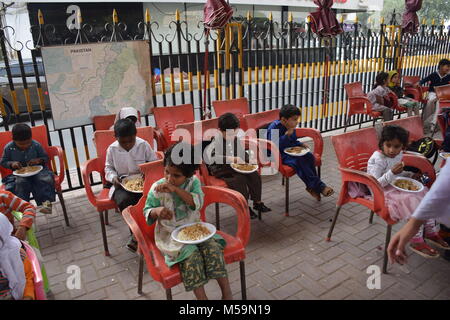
left=35, top=133, right=450, bottom=300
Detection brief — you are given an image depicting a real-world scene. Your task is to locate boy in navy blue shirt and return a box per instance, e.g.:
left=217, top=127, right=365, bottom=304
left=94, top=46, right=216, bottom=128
left=416, top=58, right=450, bottom=132
left=0, top=124, right=55, bottom=214
left=267, top=104, right=334, bottom=201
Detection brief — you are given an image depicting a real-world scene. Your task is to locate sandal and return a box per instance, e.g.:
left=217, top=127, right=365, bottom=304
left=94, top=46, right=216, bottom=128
left=425, top=234, right=450, bottom=250
left=321, top=186, right=334, bottom=197
left=306, top=188, right=321, bottom=201
left=409, top=242, right=440, bottom=259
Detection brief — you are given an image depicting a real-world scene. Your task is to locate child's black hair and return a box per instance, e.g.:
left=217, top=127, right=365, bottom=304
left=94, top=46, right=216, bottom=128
left=164, top=142, right=200, bottom=178
left=279, top=104, right=301, bottom=119
left=218, top=112, right=240, bottom=131
left=114, top=118, right=137, bottom=138
left=379, top=125, right=409, bottom=149
left=373, top=72, right=389, bottom=90
left=438, top=58, right=450, bottom=69
left=12, top=123, right=32, bottom=141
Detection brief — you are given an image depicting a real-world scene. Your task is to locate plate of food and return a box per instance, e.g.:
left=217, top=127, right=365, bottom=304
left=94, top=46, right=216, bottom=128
left=284, top=145, right=310, bottom=157
left=13, top=165, right=43, bottom=177
left=390, top=177, right=424, bottom=193
left=230, top=163, right=259, bottom=174
left=439, top=152, right=450, bottom=160
left=121, top=174, right=144, bottom=194
left=171, top=222, right=216, bottom=245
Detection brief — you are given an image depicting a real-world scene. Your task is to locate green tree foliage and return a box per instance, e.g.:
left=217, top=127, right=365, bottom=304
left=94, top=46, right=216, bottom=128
left=382, top=0, right=450, bottom=25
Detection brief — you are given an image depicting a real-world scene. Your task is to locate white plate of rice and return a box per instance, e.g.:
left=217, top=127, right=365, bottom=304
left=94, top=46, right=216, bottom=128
left=390, top=177, right=424, bottom=193
left=171, top=222, right=216, bottom=245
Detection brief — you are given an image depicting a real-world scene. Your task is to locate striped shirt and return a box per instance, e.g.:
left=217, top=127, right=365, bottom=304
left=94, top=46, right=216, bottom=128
left=0, top=191, right=36, bottom=230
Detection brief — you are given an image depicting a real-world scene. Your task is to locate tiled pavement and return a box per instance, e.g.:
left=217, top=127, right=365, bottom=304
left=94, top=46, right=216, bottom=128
left=33, top=125, right=450, bottom=300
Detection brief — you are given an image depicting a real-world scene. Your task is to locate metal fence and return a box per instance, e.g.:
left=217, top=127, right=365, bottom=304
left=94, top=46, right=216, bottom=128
left=0, top=9, right=449, bottom=192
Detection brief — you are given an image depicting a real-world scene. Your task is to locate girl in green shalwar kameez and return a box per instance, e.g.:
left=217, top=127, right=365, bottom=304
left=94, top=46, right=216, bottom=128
left=143, top=142, right=232, bottom=300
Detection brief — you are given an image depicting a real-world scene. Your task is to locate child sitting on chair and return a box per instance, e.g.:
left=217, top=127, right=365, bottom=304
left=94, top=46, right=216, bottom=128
left=204, top=112, right=271, bottom=219
left=144, top=142, right=232, bottom=300
left=0, top=214, right=35, bottom=300
left=387, top=70, right=420, bottom=117
left=267, top=104, right=334, bottom=201
left=105, top=118, right=157, bottom=251
left=367, top=72, right=394, bottom=122
left=415, top=58, right=450, bottom=133
left=364, top=125, right=449, bottom=258
left=0, top=124, right=55, bottom=215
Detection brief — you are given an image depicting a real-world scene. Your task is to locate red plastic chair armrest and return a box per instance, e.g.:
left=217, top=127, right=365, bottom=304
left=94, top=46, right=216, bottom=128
left=339, top=167, right=388, bottom=220
left=295, top=128, right=324, bottom=158
left=81, top=158, right=102, bottom=207
left=47, top=145, right=65, bottom=186
left=402, top=153, right=436, bottom=187
left=434, top=139, right=443, bottom=149
left=201, top=186, right=250, bottom=247
left=240, top=137, right=280, bottom=170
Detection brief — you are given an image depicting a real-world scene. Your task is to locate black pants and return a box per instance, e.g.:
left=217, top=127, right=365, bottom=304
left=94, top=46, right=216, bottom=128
left=112, top=188, right=143, bottom=212
left=221, top=172, right=262, bottom=203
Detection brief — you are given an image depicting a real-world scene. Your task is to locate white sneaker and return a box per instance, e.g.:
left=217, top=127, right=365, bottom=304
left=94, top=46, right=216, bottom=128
left=39, top=201, right=52, bottom=214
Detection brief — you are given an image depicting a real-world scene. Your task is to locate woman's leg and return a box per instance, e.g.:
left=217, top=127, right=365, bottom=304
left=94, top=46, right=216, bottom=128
left=179, top=248, right=209, bottom=300
left=198, top=239, right=231, bottom=299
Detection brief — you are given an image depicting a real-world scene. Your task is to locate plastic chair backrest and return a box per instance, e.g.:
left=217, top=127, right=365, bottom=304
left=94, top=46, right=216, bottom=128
left=344, top=82, right=365, bottom=98
left=93, top=114, right=116, bottom=131
left=139, top=159, right=165, bottom=196
left=435, top=84, right=450, bottom=101
left=331, top=127, right=379, bottom=172
left=22, top=242, right=46, bottom=300
left=174, top=118, right=219, bottom=145
left=243, top=109, right=279, bottom=134
left=344, top=82, right=369, bottom=115
left=403, top=76, right=420, bottom=87
left=93, top=126, right=155, bottom=167
left=212, top=98, right=249, bottom=128
left=153, top=104, right=195, bottom=147
left=93, top=111, right=143, bottom=131
left=0, top=125, right=50, bottom=179
left=383, top=116, right=423, bottom=142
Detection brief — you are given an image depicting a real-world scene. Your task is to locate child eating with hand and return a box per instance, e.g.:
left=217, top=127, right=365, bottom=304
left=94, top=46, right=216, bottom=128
left=267, top=104, right=333, bottom=201
left=0, top=123, right=55, bottom=215
left=363, top=125, right=449, bottom=258
left=144, top=142, right=232, bottom=300
left=204, top=112, right=271, bottom=219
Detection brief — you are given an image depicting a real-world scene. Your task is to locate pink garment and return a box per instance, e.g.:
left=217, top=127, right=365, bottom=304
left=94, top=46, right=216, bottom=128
left=383, top=185, right=428, bottom=221
left=348, top=182, right=428, bottom=222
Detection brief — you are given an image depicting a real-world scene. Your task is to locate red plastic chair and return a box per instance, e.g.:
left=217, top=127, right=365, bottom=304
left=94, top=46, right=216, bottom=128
left=212, top=98, right=250, bottom=131
left=92, top=114, right=116, bottom=131
left=434, top=84, right=450, bottom=112
left=383, top=116, right=443, bottom=159
left=0, top=125, right=69, bottom=226
left=328, top=127, right=436, bottom=273
left=22, top=241, right=46, bottom=300
left=81, top=127, right=159, bottom=256
left=123, top=162, right=250, bottom=299
left=388, top=91, right=407, bottom=119
left=403, top=76, right=429, bottom=104
left=174, top=118, right=219, bottom=145
left=153, top=104, right=195, bottom=151
left=243, top=109, right=279, bottom=136
left=343, top=82, right=382, bottom=132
